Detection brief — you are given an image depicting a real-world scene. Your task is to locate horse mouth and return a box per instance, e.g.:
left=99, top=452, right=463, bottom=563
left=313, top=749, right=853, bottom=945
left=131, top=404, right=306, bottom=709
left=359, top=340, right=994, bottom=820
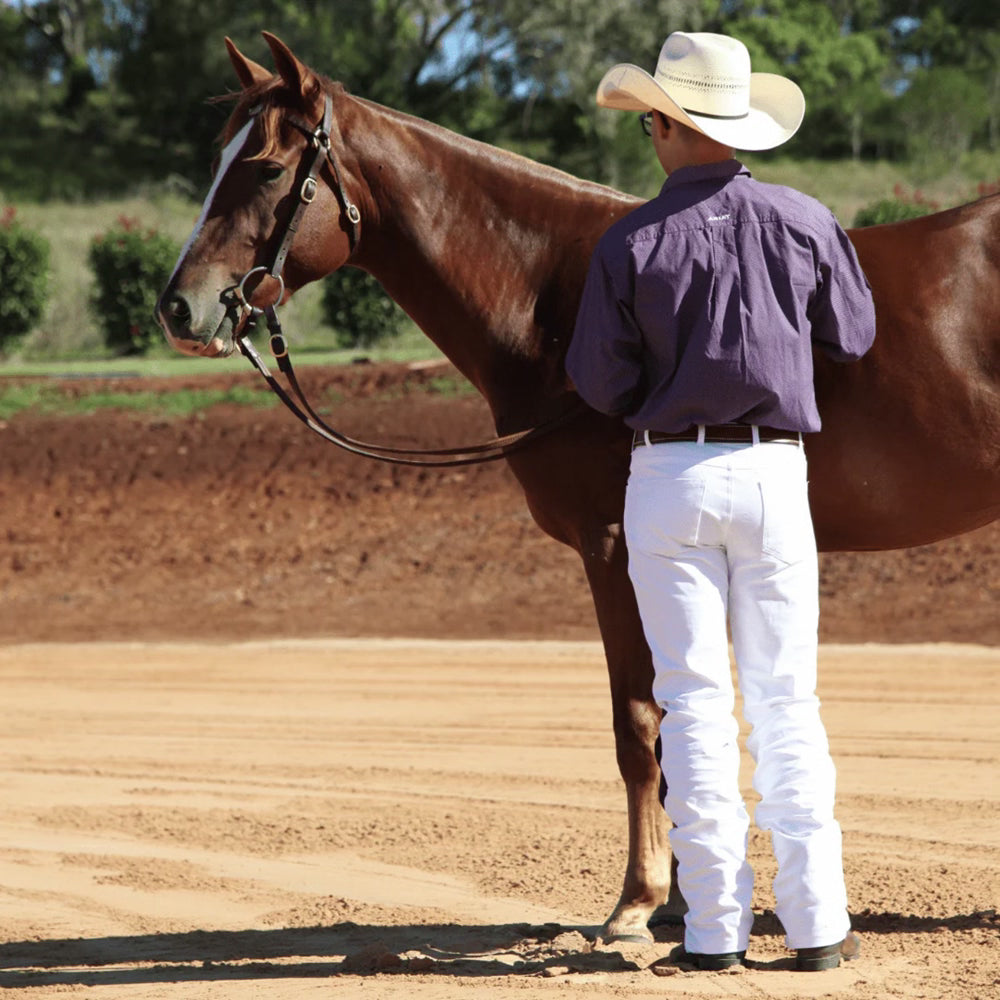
left=159, top=324, right=236, bottom=359
left=157, top=300, right=241, bottom=359
left=199, top=299, right=255, bottom=357
left=193, top=336, right=234, bottom=358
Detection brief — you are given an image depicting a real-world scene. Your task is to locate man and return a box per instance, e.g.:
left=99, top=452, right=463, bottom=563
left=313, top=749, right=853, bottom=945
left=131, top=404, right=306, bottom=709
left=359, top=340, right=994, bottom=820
left=567, top=33, right=876, bottom=972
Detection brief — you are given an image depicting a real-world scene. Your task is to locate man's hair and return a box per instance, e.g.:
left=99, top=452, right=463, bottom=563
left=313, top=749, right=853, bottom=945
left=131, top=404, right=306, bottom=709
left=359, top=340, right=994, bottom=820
left=659, top=111, right=696, bottom=139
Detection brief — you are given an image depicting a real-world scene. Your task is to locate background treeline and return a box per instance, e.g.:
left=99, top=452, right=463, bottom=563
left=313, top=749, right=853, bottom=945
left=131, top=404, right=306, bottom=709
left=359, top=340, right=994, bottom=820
left=2, top=0, right=999, bottom=201
left=2, top=1, right=999, bottom=361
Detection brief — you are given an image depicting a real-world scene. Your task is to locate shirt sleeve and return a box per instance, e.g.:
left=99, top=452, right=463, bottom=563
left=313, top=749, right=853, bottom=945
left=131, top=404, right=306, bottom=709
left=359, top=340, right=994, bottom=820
left=566, top=243, right=644, bottom=416
left=808, top=215, right=877, bottom=363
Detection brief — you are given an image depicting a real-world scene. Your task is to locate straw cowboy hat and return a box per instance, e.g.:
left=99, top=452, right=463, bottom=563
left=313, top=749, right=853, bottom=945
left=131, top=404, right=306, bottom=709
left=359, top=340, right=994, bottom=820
left=597, top=32, right=805, bottom=151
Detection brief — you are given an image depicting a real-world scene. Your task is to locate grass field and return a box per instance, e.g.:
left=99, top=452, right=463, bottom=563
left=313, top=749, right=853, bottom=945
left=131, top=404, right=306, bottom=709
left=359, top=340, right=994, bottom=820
left=0, top=355, right=473, bottom=420
left=3, top=153, right=997, bottom=375
left=0, top=380, right=278, bottom=420
left=740, top=151, right=999, bottom=227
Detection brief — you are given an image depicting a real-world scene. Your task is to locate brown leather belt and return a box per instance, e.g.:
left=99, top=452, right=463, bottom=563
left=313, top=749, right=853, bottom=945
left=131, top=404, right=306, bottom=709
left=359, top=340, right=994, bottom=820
left=633, top=424, right=802, bottom=448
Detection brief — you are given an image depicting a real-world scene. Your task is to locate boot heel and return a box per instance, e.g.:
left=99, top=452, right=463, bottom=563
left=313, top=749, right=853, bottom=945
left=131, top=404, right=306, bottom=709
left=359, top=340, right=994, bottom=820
left=795, top=932, right=860, bottom=972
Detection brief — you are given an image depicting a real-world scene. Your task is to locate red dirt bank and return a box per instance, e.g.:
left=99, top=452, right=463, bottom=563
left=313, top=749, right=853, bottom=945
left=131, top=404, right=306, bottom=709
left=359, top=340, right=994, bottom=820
left=1, top=362, right=996, bottom=645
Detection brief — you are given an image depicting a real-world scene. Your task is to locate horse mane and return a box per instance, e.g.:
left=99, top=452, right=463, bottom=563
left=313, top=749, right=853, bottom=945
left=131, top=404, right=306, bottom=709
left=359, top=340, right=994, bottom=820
left=212, top=74, right=635, bottom=207
left=212, top=76, right=349, bottom=162
left=355, top=94, right=636, bottom=203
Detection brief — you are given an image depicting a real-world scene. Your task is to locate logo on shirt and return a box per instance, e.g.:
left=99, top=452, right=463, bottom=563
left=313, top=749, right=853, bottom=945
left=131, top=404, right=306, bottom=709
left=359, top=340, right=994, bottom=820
left=708, top=213, right=731, bottom=222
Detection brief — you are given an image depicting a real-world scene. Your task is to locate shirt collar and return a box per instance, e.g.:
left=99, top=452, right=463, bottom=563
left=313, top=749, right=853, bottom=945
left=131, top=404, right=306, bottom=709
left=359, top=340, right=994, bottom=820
left=659, top=159, right=749, bottom=195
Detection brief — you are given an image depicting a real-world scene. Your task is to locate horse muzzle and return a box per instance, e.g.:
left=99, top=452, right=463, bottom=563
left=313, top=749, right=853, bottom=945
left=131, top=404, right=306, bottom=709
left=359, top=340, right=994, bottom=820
left=156, top=289, right=238, bottom=358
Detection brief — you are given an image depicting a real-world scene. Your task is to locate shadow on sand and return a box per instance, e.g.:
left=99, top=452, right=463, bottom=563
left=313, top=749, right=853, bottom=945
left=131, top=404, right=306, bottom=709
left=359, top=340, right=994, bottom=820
left=1, top=909, right=995, bottom=987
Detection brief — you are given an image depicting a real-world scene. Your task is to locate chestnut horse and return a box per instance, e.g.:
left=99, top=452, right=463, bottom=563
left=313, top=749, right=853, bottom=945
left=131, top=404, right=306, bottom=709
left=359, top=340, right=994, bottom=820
left=157, top=34, right=1000, bottom=942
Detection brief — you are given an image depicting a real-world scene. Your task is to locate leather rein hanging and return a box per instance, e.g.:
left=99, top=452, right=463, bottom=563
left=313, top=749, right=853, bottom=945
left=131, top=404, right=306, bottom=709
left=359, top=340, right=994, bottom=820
left=233, top=95, right=583, bottom=468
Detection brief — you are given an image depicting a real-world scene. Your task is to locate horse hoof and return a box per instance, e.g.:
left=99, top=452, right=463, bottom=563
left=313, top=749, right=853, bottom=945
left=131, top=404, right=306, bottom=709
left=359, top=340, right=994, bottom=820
left=603, top=932, right=655, bottom=945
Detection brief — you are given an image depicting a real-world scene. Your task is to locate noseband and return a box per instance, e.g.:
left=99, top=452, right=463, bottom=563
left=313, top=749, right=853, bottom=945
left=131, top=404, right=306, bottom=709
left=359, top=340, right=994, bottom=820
left=234, top=95, right=583, bottom=468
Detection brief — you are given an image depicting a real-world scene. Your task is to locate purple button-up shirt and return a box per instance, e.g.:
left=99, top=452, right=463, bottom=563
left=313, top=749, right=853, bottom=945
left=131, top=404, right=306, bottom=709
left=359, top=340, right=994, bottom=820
left=567, top=160, right=876, bottom=433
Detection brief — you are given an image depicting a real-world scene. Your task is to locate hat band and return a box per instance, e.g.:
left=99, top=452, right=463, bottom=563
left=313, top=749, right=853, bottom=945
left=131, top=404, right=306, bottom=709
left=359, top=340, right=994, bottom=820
left=682, top=106, right=749, bottom=121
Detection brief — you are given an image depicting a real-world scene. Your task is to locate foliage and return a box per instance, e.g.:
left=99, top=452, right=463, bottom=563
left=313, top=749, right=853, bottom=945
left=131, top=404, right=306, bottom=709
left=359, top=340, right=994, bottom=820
left=4, top=1, right=1000, bottom=357
left=2, top=1, right=1000, bottom=200
left=721, top=2, right=892, bottom=160
left=88, top=216, right=179, bottom=355
left=852, top=185, right=940, bottom=227
left=895, top=66, right=989, bottom=165
left=321, top=267, right=407, bottom=349
left=0, top=207, right=50, bottom=352
left=973, top=178, right=1000, bottom=200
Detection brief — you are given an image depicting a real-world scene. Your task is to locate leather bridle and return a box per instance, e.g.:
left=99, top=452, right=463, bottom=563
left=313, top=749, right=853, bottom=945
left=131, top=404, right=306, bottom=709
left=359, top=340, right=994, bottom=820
left=234, top=94, right=361, bottom=314
left=232, top=95, right=583, bottom=468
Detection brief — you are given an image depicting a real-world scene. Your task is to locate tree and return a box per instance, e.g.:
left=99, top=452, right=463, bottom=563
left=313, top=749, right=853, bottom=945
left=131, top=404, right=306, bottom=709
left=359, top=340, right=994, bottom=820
left=109, top=2, right=543, bottom=187
left=896, top=65, right=988, bottom=164
left=2, top=0, right=997, bottom=202
left=15, top=0, right=106, bottom=108
left=888, top=2, right=1000, bottom=153
left=716, top=1, right=892, bottom=159
left=456, top=1, right=715, bottom=187
left=1, top=1, right=130, bottom=197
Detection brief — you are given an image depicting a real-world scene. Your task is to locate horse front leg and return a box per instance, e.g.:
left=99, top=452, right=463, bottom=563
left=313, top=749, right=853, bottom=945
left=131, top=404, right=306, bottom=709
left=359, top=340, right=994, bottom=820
left=579, top=522, right=685, bottom=942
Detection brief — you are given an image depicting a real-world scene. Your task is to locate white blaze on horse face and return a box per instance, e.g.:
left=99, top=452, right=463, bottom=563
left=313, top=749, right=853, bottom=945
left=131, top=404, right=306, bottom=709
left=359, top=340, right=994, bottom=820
left=168, top=119, right=256, bottom=286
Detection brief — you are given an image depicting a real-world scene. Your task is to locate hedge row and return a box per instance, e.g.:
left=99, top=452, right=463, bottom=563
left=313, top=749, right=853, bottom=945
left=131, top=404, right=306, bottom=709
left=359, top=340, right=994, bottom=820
left=0, top=207, right=50, bottom=348
left=0, top=211, right=407, bottom=358
left=0, top=211, right=177, bottom=356
left=5, top=185, right=995, bottom=358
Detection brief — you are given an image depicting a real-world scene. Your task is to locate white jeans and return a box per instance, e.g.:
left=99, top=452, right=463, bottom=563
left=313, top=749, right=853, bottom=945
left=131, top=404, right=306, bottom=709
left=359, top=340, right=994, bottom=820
left=624, top=439, right=850, bottom=955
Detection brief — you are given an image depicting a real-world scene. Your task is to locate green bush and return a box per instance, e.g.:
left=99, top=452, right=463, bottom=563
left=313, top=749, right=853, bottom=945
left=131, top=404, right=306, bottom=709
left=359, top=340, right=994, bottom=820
left=852, top=195, right=935, bottom=228
left=0, top=207, right=50, bottom=353
left=321, top=267, right=406, bottom=349
left=88, top=216, right=178, bottom=355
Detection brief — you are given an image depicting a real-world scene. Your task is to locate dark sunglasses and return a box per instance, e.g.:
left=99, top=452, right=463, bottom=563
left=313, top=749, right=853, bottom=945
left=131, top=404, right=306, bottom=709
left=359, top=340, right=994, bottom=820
left=639, top=111, right=669, bottom=136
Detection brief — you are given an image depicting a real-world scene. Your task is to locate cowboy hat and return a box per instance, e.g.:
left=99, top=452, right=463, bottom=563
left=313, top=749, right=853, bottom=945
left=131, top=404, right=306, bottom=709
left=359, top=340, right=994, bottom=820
left=597, top=32, right=804, bottom=151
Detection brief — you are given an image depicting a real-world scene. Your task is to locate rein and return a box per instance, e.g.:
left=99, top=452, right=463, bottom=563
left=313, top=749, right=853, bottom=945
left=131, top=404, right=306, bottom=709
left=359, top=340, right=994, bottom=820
left=233, top=95, right=584, bottom=468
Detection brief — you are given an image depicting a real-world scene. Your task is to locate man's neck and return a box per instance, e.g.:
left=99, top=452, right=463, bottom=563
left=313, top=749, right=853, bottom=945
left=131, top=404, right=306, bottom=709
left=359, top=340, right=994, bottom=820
left=664, top=148, right=735, bottom=176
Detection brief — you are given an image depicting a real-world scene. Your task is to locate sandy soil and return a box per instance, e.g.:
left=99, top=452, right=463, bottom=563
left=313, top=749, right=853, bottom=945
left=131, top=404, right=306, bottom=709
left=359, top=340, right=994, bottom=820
left=0, top=640, right=997, bottom=999
left=0, top=362, right=997, bottom=998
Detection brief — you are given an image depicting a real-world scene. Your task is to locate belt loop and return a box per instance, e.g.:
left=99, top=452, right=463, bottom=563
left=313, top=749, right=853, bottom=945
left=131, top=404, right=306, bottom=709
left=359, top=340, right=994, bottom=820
left=751, top=425, right=760, bottom=446
left=696, top=425, right=706, bottom=445
left=643, top=429, right=652, bottom=447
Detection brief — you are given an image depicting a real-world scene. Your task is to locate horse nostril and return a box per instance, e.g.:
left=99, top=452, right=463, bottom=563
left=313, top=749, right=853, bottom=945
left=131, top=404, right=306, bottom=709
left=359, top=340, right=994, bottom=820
left=165, top=293, right=192, bottom=326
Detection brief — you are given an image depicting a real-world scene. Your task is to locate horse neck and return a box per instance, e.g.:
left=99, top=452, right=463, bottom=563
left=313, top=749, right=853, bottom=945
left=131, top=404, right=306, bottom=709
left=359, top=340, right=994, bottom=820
left=338, top=95, right=635, bottom=409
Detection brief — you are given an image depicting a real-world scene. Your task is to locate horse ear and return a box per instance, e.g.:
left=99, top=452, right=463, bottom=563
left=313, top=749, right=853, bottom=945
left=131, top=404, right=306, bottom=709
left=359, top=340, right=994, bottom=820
left=262, top=31, right=320, bottom=101
left=225, top=37, right=271, bottom=90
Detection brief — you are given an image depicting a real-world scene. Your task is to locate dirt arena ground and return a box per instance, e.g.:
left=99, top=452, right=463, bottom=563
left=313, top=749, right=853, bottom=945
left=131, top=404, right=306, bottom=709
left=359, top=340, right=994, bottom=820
left=1, top=362, right=997, bottom=646
left=0, top=363, right=997, bottom=998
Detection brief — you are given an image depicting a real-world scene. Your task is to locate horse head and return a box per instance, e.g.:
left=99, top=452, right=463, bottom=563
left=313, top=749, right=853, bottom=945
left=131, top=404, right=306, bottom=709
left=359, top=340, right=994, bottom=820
left=157, top=34, right=363, bottom=357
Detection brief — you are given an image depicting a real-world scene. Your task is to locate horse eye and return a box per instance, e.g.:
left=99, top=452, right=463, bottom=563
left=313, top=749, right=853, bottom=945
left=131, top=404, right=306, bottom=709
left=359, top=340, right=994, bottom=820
left=260, top=162, right=284, bottom=183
